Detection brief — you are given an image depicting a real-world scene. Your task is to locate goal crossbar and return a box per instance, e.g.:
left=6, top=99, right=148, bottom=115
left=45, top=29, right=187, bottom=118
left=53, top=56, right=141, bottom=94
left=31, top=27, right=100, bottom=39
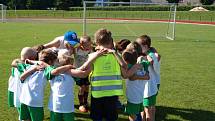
left=83, top=1, right=177, bottom=40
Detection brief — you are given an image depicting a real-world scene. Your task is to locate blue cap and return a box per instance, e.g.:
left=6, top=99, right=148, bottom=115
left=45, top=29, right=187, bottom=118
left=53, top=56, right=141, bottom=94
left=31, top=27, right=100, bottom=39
left=64, top=31, right=80, bottom=47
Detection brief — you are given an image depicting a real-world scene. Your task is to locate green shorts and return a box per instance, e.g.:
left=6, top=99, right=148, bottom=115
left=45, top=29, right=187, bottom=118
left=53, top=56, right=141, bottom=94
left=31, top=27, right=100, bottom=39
left=20, top=103, right=44, bottom=121
left=50, top=111, right=74, bottom=121
left=8, top=91, right=14, bottom=107
left=143, top=94, right=157, bottom=107
left=124, top=101, right=143, bottom=115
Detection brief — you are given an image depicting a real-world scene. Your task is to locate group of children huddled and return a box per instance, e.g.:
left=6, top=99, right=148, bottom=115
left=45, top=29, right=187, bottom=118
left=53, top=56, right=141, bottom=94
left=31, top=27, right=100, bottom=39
left=7, top=28, right=160, bottom=121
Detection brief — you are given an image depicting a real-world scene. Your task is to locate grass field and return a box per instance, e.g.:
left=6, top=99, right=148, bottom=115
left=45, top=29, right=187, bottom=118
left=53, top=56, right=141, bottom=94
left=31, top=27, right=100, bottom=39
left=0, top=20, right=215, bottom=121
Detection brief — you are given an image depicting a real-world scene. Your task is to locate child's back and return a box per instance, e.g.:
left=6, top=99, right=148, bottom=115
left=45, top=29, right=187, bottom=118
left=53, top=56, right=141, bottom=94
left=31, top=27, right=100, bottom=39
left=48, top=72, right=75, bottom=113
left=20, top=65, right=46, bottom=107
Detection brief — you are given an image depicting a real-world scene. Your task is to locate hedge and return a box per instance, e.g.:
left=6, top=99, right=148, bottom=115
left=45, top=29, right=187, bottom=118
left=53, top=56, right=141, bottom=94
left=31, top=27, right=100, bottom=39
left=69, top=5, right=215, bottom=11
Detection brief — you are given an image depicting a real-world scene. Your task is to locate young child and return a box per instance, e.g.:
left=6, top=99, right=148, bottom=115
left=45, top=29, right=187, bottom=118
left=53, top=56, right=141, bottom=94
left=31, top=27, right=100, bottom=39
left=81, top=28, right=141, bottom=121
left=136, top=35, right=160, bottom=121
left=115, top=39, right=131, bottom=54
left=122, top=43, right=150, bottom=121
left=45, top=49, right=91, bottom=121
left=43, top=31, right=80, bottom=55
left=8, top=67, right=16, bottom=108
left=19, top=48, right=58, bottom=121
left=10, top=47, right=38, bottom=121
left=74, top=35, right=93, bottom=112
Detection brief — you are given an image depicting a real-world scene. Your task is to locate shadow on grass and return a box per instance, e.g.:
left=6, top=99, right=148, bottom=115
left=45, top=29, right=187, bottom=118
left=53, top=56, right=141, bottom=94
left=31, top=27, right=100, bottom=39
left=74, top=104, right=128, bottom=121
left=156, top=106, right=215, bottom=121
left=73, top=105, right=215, bottom=121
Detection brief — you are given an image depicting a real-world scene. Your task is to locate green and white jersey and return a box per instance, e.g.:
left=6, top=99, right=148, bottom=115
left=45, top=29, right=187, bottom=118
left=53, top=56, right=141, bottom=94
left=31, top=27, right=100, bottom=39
left=19, top=65, right=47, bottom=107
left=14, top=63, right=31, bottom=107
left=138, top=53, right=159, bottom=98
left=126, top=62, right=149, bottom=104
left=8, top=68, right=16, bottom=92
left=46, top=66, right=75, bottom=113
left=148, top=51, right=160, bottom=85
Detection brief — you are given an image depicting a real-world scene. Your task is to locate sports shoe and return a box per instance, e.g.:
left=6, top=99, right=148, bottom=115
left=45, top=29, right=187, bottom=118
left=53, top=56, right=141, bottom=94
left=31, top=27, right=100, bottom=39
left=79, top=105, right=88, bottom=113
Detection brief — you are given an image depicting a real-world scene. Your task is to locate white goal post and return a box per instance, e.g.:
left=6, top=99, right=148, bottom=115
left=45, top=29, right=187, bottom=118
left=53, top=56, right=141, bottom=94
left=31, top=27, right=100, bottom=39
left=83, top=1, right=177, bottom=40
left=0, top=4, right=7, bottom=22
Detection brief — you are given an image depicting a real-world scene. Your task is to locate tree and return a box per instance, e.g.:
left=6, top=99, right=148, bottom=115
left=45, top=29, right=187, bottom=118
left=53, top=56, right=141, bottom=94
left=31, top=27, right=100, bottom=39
left=26, top=0, right=55, bottom=9
left=166, top=0, right=180, bottom=3
left=55, top=0, right=73, bottom=10
left=200, top=0, right=214, bottom=5
left=0, top=0, right=7, bottom=5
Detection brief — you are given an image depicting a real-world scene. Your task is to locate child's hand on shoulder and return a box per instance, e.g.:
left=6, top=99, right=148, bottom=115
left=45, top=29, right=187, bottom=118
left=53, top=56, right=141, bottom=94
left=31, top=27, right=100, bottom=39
left=147, top=55, right=153, bottom=64
left=34, top=64, right=46, bottom=71
left=67, top=64, right=75, bottom=69
left=132, top=64, right=143, bottom=70
left=96, top=48, right=109, bottom=56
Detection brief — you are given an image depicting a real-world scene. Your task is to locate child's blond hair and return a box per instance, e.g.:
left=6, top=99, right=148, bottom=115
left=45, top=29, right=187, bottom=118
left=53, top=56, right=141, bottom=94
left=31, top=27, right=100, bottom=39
left=20, top=47, right=37, bottom=61
left=80, top=36, right=91, bottom=43
left=58, top=49, right=74, bottom=66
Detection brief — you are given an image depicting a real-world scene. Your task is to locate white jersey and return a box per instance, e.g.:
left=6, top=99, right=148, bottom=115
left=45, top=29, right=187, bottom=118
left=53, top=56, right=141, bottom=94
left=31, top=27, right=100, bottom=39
left=126, top=69, right=146, bottom=104
left=74, top=48, right=92, bottom=68
left=13, top=68, right=22, bottom=107
left=20, top=65, right=47, bottom=107
left=8, top=68, right=17, bottom=92
left=143, top=53, right=159, bottom=98
left=149, top=52, right=160, bottom=85
left=48, top=73, right=75, bottom=113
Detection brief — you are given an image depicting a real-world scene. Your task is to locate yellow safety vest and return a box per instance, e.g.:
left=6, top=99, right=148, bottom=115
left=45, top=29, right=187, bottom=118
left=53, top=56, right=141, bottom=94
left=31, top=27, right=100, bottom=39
left=90, top=54, right=123, bottom=98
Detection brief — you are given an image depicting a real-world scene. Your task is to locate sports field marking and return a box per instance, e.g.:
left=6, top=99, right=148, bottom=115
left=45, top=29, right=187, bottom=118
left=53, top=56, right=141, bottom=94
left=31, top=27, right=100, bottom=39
left=6, top=18, right=215, bottom=27
left=124, top=24, right=138, bottom=37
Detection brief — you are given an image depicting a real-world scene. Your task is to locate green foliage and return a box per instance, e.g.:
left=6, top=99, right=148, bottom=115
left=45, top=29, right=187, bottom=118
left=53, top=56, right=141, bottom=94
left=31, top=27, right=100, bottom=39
left=25, top=0, right=55, bottom=9
left=69, top=5, right=215, bottom=11
left=56, top=0, right=73, bottom=10
left=0, top=0, right=7, bottom=5
left=200, top=0, right=214, bottom=5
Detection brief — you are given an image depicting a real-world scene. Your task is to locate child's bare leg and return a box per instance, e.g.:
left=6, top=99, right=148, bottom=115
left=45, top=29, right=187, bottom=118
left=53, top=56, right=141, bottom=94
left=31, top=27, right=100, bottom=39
left=128, top=114, right=136, bottom=121
left=83, top=85, right=89, bottom=105
left=78, top=85, right=85, bottom=106
left=151, top=106, right=156, bottom=121
left=144, top=107, right=153, bottom=121
left=141, top=111, right=146, bottom=121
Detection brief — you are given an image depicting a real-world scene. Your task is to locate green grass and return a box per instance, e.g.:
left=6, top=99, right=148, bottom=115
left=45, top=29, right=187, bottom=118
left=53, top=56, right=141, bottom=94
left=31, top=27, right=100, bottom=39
left=0, top=21, right=215, bottom=121
left=5, top=10, right=215, bottom=22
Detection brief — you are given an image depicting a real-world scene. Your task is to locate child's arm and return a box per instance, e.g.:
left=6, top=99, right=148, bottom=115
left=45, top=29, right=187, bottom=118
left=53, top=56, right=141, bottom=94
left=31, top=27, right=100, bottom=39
left=129, top=72, right=150, bottom=80
left=67, top=66, right=92, bottom=78
left=79, top=49, right=107, bottom=70
left=150, top=47, right=161, bottom=62
left=25, top=59, right=39, bottom=65
left=43, top=37, right=60, bottom=49
left=20, top=65, right=45, bottom=81
left=51, top=65, right=74, bottom=76
left=112, top=50, right=127, bottom=69
left=147, top=54, right=160, bottom=75
left=11, top=59, right=22, bottom=67
left=121, top=64, right=142, bottom=79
